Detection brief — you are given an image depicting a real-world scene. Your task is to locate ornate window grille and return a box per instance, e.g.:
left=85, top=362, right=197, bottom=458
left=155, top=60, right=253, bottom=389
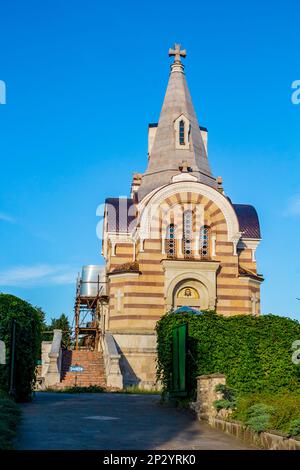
left=200, top=226, right=210, bottom=258
left=165, top=223, right=176, bottom=258
left=179, top=120, right=185, bottom=145
left=183, top=210, right=193, bottom=258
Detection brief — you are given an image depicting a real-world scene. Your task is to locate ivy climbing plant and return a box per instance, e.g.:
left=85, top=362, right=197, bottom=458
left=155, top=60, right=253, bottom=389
left=156, top=311, right=300, bottom=398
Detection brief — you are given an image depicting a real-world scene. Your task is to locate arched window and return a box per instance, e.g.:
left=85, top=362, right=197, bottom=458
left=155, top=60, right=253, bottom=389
left=179, top=120, right=185, bottom=145
left=200, top=226, right=210, bottom=258
left=183, top=210, right=193, bottom=258
left=166, top=223, right=176, bottom=258
left=174, top=115, right=190, bottom=149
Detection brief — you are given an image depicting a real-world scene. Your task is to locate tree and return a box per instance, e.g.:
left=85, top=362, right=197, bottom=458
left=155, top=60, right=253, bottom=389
left=0, top=294, right=43, bottom=401
left=47, top=314, right=72, bottom=348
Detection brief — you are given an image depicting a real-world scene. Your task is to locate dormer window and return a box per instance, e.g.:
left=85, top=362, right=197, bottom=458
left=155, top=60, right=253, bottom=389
left=179, top=120, right=185, bottom=145
left=174, top=114, right=190, bottom=150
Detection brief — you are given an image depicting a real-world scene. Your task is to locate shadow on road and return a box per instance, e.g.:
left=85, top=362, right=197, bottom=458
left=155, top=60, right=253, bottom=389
left=15, top=392, right=254, bottom=450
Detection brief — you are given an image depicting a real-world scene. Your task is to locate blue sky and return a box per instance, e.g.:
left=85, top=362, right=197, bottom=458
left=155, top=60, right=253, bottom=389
left=0, top=0, right=299, bottom=322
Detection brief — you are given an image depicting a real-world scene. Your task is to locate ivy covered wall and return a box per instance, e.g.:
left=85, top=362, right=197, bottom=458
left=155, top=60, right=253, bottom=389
left=156, top=311, right=300, bottom=396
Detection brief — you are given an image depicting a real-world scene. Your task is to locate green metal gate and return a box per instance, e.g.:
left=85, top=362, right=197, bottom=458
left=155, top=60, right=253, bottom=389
left=171, top=323, right=188, bottom=396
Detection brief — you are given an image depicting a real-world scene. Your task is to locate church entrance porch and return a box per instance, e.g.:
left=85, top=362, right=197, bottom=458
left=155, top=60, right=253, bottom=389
left=162, top=259, right=220, bottom=311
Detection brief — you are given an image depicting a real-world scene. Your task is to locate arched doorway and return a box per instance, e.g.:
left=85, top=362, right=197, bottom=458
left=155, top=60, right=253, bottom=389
left=172, top=279, right=208, bottom=310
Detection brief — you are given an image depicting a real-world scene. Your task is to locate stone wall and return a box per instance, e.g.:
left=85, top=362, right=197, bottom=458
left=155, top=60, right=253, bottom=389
left=210, top=417, right=300, bottom=450
left=112, top=332, right=158, bottom=389
left=195, top=374, right=300, bottom=450
left=101, top=332, right=123, bottom=389
left=37, top=330, right=62, bottom=389
left=195, top=373, right=226, bottom=421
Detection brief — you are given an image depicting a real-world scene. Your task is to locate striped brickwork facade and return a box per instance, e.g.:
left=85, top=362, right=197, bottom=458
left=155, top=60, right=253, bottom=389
left=105, top=189, right=262, bottom=333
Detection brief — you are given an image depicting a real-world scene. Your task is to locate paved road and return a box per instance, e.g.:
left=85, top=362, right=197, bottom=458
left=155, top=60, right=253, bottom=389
left=16, top=392, right=254, bottom=450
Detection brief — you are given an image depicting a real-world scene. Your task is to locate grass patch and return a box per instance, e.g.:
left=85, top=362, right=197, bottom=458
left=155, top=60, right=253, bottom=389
left=233, top=392, right=300, bottom=436
left=43, top=384, right=161, bottom=395
left=45, top=385, right=105, bottom=394
left=115, top=385, right=161, bottom=394
left=0, top=396, right=21, bottom=449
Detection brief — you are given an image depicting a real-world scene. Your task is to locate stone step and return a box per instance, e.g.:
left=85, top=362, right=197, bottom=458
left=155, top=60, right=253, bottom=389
left=61, top=365, right=104, bottom=370
left=59, top=349, right=106, bottom=388
left=61, top=367, right=103, bottom=371
left=60, top=378, right=105, bottom=382
left=62, top=378, right=105, bottom=381
left=63, top=370, right=104, bottom=373
left=58, top=378, right=105, bottom=383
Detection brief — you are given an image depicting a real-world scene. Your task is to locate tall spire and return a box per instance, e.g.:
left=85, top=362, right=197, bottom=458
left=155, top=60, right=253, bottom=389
left=137, top=44, right=216, bottom=201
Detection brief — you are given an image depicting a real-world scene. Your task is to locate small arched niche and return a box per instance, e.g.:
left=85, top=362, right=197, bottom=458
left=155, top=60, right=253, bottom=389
left=172, top=278, right=209, bottom=310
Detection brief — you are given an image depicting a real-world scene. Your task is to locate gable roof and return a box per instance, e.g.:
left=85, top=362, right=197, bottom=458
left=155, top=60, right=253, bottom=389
left=239, top=266, right=264, bottom=282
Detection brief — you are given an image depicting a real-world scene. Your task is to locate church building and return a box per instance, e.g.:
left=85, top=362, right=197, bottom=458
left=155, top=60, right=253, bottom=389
left=102, top=45, right=263, bottom=388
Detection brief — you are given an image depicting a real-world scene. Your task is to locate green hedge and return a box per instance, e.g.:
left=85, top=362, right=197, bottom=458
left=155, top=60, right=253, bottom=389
left=156, top=311, right=300, bottom=397
left=0, top=294, right=43, bottom=402
left=0, top=396, right=21, bottom=449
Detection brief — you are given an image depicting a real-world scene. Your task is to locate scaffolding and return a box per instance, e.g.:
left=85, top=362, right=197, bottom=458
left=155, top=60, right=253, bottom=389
left=74, top=275, right=108, bottom=350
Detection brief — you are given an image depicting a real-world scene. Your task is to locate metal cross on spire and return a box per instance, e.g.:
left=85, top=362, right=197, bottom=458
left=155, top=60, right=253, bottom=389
left=168, top=43, right=187, bottom=63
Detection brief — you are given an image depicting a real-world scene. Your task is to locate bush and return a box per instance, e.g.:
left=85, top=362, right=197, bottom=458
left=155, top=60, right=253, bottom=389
left=246, top=414, right=272, bottom=433
left=0, top=294, right=43, bottom=402
left=156, top=311, right=300, bottom=397
left=247, top=403, right=275, bottom=417
left=233, top=392, right=300, bottom=435
left=215, top=384, right=236, bottom=402
left=287, top=418, right=300, bottom=438
left=214, top=399, right=234, bottom=411
left=0, top=397, right=21, bottom=449
left=244, top=403, right=275, bottom=433
left=213, top=384, right=237, bottom=411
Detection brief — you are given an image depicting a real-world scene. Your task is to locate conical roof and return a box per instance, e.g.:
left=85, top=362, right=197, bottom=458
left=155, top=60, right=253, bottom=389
left=137, top=44, right=216, bottom=201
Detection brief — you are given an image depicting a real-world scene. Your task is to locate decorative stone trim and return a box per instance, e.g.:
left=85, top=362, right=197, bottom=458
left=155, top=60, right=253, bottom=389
left=108, top=272, right=140, bottom=279
left=172, top=173, right=198, bottom=183
left=108, top=261, right=140, bottom=276
left=174, top=114, right=190, bottom=150
left=238, top=238, right=261, bottom=261
left=104, top=233, right=134, bottom=258
left=162, top=259, right=220, bottom=310
left=137, top=181, right=240, bottom=243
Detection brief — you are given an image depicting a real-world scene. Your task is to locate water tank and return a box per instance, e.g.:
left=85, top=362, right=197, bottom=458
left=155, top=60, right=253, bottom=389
left=80, top=265, right=105, bottom=297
